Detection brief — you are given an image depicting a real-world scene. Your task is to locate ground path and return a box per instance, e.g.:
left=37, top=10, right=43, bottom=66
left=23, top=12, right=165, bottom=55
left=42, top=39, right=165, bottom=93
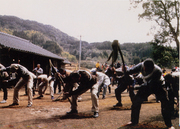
left=0, top=85, right=179, bottom=129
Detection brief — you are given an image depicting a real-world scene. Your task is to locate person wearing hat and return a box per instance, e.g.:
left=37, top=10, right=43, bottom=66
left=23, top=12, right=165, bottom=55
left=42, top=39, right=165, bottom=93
left=0, top=64, right=36, bottom=107
left=124, top=58, right=174, bottom=129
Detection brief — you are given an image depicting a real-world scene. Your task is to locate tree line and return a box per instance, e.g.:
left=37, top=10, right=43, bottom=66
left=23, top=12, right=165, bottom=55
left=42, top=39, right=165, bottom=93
left=0, top=15, right=178, bottom=69
left=10, top=30, right=180, bottom=69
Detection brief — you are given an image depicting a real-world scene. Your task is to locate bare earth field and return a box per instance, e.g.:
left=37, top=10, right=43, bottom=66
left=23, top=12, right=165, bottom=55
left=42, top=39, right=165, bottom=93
left=0, top=85, right=179, bottom=129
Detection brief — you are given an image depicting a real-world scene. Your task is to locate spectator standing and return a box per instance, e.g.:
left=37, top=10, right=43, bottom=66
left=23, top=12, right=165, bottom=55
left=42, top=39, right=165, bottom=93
left=33, top=64, right=43, bottom=76
left=32, top=64, right=43, bottom=95
left=96, top=62, right=101, bottom=71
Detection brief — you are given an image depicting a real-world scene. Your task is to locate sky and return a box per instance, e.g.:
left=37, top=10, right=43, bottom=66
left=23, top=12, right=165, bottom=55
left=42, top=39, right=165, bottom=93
left=0, top=0, right=155, bottom=43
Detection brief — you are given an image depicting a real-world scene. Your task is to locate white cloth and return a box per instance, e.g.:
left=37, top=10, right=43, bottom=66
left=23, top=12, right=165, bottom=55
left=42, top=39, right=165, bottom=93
left=96, top=72, right=110, bottom=87
left=38, top=74, right=54, bottom=97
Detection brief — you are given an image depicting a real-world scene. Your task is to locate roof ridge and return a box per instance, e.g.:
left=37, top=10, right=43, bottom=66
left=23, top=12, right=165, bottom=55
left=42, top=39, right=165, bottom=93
left=0, top=31, right=65, bottom=61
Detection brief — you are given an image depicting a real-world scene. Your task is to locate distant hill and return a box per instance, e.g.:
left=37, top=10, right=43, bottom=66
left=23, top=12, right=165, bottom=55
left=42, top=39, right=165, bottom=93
left=0, top=15, right=153, bottom=68
left=0, top=15, right=78, bottom=44
left=0, top=15, right=80, bottom=62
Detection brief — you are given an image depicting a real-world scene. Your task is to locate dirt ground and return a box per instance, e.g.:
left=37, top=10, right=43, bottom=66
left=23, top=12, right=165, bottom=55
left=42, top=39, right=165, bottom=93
left=0, top=85, right=179, bottom=129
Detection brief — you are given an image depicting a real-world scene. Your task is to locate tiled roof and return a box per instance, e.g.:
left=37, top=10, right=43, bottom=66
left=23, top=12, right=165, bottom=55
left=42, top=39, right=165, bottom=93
left=0, top=32, right=64, bottom=60
left=62, top=59, right=71, bottom=64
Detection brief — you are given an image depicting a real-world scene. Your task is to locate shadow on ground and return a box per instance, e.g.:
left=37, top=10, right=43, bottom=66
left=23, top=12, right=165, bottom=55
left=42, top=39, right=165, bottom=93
left=118, top=114, right=167, bottom=129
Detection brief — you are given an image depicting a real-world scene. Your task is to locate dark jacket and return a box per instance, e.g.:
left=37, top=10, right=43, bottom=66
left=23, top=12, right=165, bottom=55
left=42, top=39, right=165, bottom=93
left=1, top=64, right=30, bottom=79
left=70, top=70, right=97, bottom=95
left=127, top=62, right=162, bottom=84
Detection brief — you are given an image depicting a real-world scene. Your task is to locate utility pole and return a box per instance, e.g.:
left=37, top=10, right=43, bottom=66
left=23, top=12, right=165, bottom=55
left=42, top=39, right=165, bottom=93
left=79, top=35, right=81, bottom=70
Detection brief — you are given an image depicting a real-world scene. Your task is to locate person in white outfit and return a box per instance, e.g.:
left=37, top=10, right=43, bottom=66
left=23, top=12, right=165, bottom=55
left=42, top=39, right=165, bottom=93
left=0, top=64, right=36, bottom=107
left=36, top=74, right=54, bottom=100
left=91, top=70, right=110, bottom=99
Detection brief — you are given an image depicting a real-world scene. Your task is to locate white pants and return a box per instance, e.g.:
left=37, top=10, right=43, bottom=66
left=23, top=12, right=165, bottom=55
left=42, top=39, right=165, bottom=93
left=49, top=80, right=54, bottom=97
left=91, top=83, right=99, bottom=112
left=39, top=80, right=54, bottom=97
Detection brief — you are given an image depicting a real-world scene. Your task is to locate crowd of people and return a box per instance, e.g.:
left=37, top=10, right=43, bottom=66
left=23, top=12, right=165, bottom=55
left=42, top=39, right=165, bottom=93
left=0, top=58, right=179, bottom=129
left=95, top=59, right=178, bottom=129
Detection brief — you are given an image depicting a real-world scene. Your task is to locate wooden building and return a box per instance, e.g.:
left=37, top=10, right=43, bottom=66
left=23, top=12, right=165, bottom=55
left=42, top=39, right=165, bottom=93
left=0, top=32, right=70, bottom=74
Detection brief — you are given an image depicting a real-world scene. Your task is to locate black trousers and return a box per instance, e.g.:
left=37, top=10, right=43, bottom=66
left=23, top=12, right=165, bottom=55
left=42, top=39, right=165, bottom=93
left=54, top=80, right=61, bottom=93
left=115, top=83, right=135, bottom=105
left=0, top=81, right=8, bottom=100
left=131, top=81, right=172, bottom=127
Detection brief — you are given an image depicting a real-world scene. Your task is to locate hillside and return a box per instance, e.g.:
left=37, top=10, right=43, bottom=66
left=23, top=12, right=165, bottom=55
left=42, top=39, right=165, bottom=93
left=0, top=15, right=78, bottom=44
left=0, top=15, right=153, bottom=67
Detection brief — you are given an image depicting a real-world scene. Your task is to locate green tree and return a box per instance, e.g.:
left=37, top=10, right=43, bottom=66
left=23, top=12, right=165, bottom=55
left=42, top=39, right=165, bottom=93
left=133, top=56, right=140, bottom=65
left=132, top=0, right=179, bottom=54
left=91, top=52, right=99, bottom=58
left=151, top=42, right=178, bottom=68
left=103, top=51, right=109, bottom=58
left=61, top=51, right=77, bottom=63
left=13, top=31, right=29, bottom=40
left=43, top=41, right=62, bottom=55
